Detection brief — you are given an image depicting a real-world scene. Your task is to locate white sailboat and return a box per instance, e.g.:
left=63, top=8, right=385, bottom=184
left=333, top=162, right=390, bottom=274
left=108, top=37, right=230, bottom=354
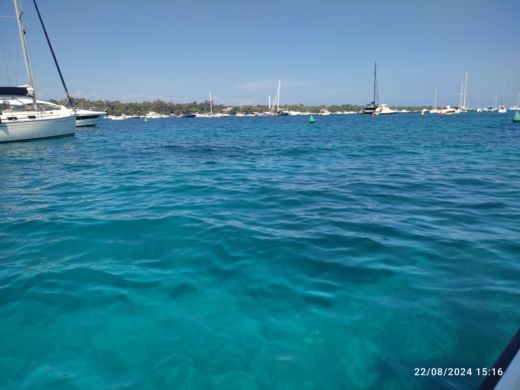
left=362, top=62, right=395, bottom=115
left=199, top=92, right=228, bottom=117
left=461, top=71, right=469, bottom=112
left=0, top=0, right=75, bottom=142
left=271, top=80, right=288, bottom=116
left=196, top=92, right=213, bottom=117
left=430, top=86, right=439, bottom=114
left=437, top=106, right=457, bottom=115
left=498, top=85, right=507, bottom=113
left=435, top=72, right=469, bottom=115
left=510, top=92, right=520, bottom=111
left=362, top=62, right=378, bottom=114
left=454, top=71, right=468, bottom=113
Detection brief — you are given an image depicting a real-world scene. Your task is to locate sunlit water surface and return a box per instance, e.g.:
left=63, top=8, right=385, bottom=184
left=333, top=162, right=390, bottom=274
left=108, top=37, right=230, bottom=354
left=1, top=113, right=519, bottom=389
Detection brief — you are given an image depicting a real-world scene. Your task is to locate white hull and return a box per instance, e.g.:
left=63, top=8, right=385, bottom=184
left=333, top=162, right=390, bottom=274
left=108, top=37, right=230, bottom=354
left=436, top=106, right=457, bottom=115
left=75, top=110, right=106, bottom=127
left=375, top=104, right=397, bottom=115
left=76, top=117, right=98, bottom=127
left=0, top=114, right=75, bottom=142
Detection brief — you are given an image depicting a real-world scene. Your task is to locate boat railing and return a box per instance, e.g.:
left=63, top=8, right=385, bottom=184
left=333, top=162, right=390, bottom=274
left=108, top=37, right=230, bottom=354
left=0, top=101, right=69, bottom=120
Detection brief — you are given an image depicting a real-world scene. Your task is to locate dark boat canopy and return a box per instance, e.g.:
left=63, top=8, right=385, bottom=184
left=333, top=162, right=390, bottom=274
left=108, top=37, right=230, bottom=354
left=0, top=87, right=34, bottom=97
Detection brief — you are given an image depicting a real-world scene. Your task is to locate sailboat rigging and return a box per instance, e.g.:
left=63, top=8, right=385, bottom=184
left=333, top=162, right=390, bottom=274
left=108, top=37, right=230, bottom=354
left=362, top=62, right=378, bottom=115
left=362, top=62, right=396, bottom=115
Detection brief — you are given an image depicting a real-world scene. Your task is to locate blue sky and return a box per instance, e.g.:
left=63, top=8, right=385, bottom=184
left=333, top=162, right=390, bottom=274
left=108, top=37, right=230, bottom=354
left=1, top=0, right=519, bottom=106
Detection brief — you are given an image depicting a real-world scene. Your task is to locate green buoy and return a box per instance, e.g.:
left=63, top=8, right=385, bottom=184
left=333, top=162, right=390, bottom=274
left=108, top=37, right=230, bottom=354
left=513, top=111, right=520, bottom=123
left=309, top=115, right=315, bottom=124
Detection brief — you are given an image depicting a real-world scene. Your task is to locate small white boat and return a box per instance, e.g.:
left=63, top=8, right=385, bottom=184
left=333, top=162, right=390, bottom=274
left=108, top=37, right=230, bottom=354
left=375, top=104, right=396, bottom=115
left=106, top=114, right=139, bottom=120
left=497, top=86, right=507, bottom=113
left=75, top=109, right=106, bottom=127
left=144, top=111, right=168, bottom=119
left=107, top=115, right=126, bottom=120
left=437, top=106, right=457, bottom=115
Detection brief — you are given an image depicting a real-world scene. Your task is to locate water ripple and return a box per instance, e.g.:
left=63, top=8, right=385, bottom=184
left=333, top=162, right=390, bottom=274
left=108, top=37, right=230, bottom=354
left=1, top=114, right=519, bottom=389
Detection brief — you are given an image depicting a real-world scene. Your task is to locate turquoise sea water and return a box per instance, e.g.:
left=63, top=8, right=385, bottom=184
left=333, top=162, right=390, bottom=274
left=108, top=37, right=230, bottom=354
left=0, top=113, right=519, bottom=389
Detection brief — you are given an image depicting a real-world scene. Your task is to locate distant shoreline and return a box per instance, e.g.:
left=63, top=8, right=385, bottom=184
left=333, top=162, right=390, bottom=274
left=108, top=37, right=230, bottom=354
left=50, top=98, right=432, bottom=117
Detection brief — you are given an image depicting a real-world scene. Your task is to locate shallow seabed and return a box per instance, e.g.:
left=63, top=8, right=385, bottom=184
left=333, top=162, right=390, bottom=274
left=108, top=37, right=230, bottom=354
left=1, top=113, right=519, bottom=389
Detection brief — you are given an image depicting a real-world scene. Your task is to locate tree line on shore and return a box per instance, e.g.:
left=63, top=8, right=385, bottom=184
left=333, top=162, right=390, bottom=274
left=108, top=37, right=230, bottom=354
left=50, top=98, right=428, bottom=116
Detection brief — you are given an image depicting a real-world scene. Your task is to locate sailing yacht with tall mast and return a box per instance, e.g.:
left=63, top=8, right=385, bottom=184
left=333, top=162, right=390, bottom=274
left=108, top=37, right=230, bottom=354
left=271, top=80, right=288, bottom=116
left=0, top=0, right=75, bottom=142
left=454, top=71, right=469, bottom=113
left=435, top=72, right=468, bottom=115
left=362, top=62, right=379, bottom=115
left=460, top=71, right=469, bottom=112
left=362, top=62, right=395, bottom=115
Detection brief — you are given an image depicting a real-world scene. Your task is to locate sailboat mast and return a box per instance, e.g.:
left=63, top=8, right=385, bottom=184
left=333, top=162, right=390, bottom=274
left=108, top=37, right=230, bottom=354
left=434, top=86, right=438, bottom=110
left=276, top=80, right=281, bottom=113
left=268, top=95, right=271, bottom=110
left=32, top=0, right=74, bottom=108
left=459, top=81, right=464, bottom=108
left=463, top=71, right=468, bottom=109
left=209, top=91, right=213, bottom=116
left=373, top=62, right=378, bottom=105
left=13, top=0, right=36, bottom=106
